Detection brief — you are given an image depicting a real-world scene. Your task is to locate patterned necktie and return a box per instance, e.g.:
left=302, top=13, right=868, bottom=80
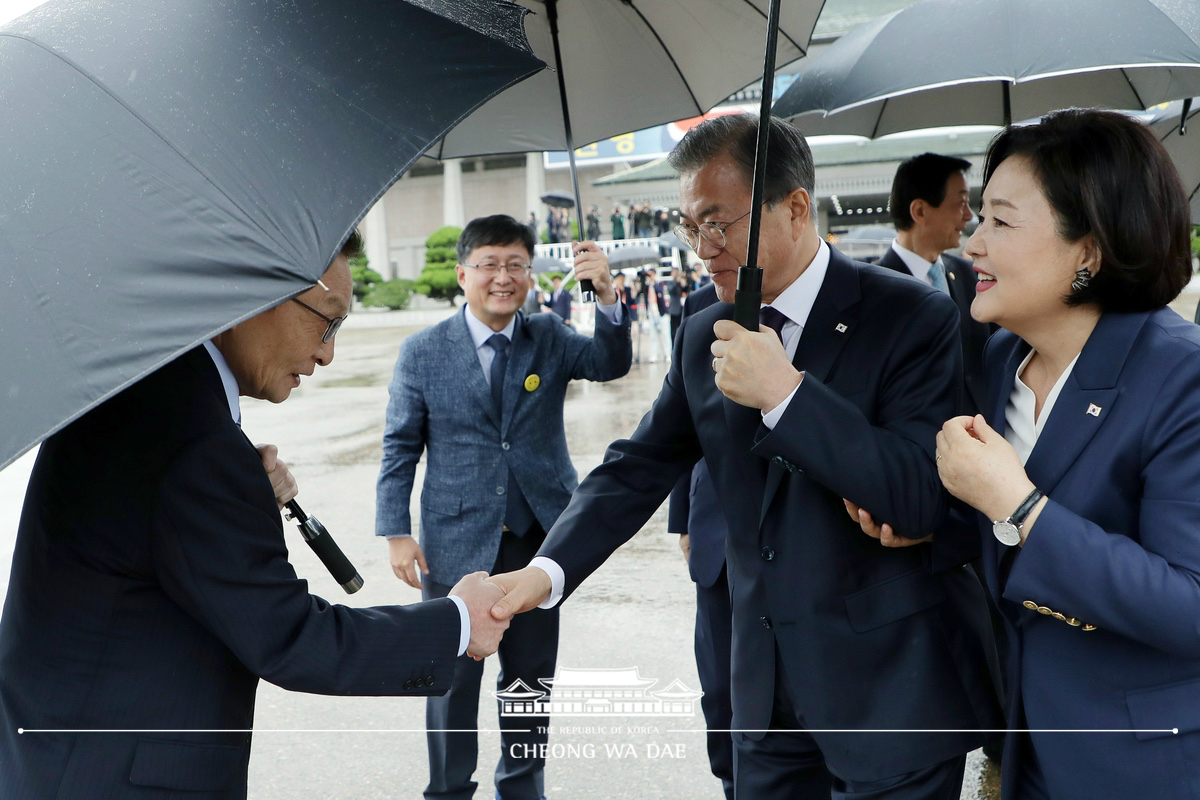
left=927, top=260, right=949, bottom=294
left=759, top=306, right=790, bottom=343
left=486, top=333, right=509, bottom=413
left=485, top=332, right=535, bottom=535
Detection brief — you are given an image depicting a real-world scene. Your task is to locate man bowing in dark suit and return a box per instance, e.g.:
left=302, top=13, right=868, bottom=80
left=0, top=232, right=509, bottom=799
left=489, top=115, right=1002, bottom=799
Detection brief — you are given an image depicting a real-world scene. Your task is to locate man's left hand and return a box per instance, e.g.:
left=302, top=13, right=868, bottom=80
left=572, top=241, right=617, bottom=305
left=257, top=444, right=298, bottom=509
left=711, top=319, right=802, bottom=410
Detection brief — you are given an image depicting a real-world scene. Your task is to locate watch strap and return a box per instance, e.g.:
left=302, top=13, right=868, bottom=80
left=1009, top=487, right=1044, bottom=528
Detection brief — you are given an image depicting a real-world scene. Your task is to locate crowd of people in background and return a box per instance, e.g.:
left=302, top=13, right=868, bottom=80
left=536, top=199, right=676, bottom=243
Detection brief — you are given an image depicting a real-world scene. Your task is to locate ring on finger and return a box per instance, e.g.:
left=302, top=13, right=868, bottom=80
left=712, top=357, right=718, bottom=371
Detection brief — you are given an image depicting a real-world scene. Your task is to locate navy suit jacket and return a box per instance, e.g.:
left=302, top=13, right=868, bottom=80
left=980, top=309, right=1200, bottom=800
left=0, top=347, right=460, bottom=799
left=540, top=247, right=1003, bottom=782
left=878, top=247, right=998, bottom=570
left=544, top=288, right=572, bottom=322
left=376, top=306, right=631, bottom=587
left=876, top=248, right=991, bottom=414
left=666, top=283, right=726, bottom=587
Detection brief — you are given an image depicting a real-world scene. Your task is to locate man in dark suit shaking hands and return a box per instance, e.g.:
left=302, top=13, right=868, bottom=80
left=490, top=115, right=1002, bottom=799
left=0, top=232, right=509, bottom=799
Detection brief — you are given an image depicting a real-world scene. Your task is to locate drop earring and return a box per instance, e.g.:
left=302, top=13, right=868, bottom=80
left=1071, top=268, right=1092, bottom=293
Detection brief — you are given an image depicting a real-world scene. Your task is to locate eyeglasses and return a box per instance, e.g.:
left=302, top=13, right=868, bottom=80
left=462, top=261, right=533, bottom=276
left=673, top=209, right=753, bottom=252
left=291, top=298, right=347, bottom=344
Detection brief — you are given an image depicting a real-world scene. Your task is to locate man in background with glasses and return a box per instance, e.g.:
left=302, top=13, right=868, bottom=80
left=376, top=214, right=630, bottom=800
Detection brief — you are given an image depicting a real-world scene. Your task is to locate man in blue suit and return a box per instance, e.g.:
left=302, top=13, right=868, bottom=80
left=666, top=281, right=734, bottom=800
left=376, top=215, right=631, bottom=800
left=491, top=116, right=1002, bottom=799
left=543, top=275, right=572, bottom=324
left=0, top=232, right=508, bottom=799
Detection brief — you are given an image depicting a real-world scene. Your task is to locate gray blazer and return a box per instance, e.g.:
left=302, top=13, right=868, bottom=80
left=376, top=306, right=631, bottom=586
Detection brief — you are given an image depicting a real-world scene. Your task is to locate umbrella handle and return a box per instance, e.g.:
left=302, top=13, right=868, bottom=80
left=285, top=500, right=364, bottom=594
left=734, top=266, right=762, bottom=330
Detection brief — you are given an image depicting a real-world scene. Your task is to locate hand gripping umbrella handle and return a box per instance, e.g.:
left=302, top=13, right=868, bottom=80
left=734, top=266, right=763, bottom=330
left=284, top=500, right=364, bottom=594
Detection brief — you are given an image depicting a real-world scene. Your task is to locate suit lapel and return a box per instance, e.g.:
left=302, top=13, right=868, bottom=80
left=447, top=309, right=500, bottom=430
left=504, top=314, right=537, bottom=437
left=759, top=249, right=862, bottom=526
left=1022, top=312, right=1146, bottom=495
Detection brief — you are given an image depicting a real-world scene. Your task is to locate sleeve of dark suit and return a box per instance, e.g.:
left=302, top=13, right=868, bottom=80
left=667, top=290, right=712, bottom=535
left=150, top=431, right=459, bottom=696
left=541, top=319, right=703, bottom=599
left=376, top=335, right=428, bottom=538
left=752, top=290, right=959, bottom=539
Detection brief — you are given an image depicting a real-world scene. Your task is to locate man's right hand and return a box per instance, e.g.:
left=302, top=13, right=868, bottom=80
left=678, top=533, right=691, bottom=564
left=449, top=572, right=509, bottom=659
left=388, top=536, right=429, bottom=589
left=487, top=567, right=553, bottom=621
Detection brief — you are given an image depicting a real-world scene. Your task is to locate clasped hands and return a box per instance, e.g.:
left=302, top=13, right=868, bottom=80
left=451, top=568, right=554, bottom=660
left=389, top=537, right=552, bottom=660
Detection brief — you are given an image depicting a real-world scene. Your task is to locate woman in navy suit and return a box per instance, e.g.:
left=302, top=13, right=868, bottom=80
left=935, top=109, right=1200, bottom=799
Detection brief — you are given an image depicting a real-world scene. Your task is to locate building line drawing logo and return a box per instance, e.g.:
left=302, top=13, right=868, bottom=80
left=494, top=666, right=703, bottom=717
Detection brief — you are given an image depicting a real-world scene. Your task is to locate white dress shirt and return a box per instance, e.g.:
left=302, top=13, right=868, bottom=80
left=1004, top=348, right=1080, bottom=467
left=889, top=239, right=946, bottom=288
left=532, top=241, right=833, bottom=609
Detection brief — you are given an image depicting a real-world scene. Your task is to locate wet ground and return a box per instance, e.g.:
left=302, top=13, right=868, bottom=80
left=22, top=279, right=1200, bottom=797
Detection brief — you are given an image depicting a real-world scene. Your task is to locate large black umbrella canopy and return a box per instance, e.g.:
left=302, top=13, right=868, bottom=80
left=426, top=0, right=826, bottom=159
left=773, top=0, right=1200, bottom=138
left=0, top=0, right=544, bottom=472
left=1150, top=98, right=1200, bottom=225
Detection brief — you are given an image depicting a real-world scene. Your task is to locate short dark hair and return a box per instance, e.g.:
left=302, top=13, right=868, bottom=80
left=340, top=229, right=364, bottom=259
left=667, top=114, right=816, bottom=216
left=456, top=214, right=536, bottom=262
left=890, top=153, right=972, bottom=231
left=983, top=109, right=1191, bottom=312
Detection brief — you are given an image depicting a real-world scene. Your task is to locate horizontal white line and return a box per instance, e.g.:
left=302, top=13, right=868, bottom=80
left=18, top=727, right=1178, bottom=735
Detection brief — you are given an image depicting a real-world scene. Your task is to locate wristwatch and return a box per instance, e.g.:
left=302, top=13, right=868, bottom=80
left=992, top=488, right=1044, bottom=546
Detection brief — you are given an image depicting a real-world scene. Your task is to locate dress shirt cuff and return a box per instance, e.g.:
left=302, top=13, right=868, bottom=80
left=596, top=299, right=623, bottom=324
left=448, top=595, right=470, bottom=657
left=761, top=380, right=802, bottom=430
left=527, top=556, right=565, bottom=608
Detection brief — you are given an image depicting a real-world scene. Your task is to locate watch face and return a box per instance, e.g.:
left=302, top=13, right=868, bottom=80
left=993, top=521, right=1021, bottom=547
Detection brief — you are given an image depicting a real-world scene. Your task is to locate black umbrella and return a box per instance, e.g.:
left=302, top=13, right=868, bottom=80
left=0, top=0, right=544, bottom=472
left=532, top=255, right=568, bottom=273
left=540, top=190, right=576, bottom=209
left=606, top=246, right=661, bottom=271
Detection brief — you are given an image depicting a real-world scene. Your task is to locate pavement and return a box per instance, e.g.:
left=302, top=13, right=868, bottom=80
left=6, top=279, right=1200, bottom=798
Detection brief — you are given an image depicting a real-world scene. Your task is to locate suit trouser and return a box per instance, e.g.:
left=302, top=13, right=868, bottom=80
left=732, top=648, right=967, bottom=800
left=423, top=526, right=559, bottom=800
left=694, top=566, right=734, bottom=800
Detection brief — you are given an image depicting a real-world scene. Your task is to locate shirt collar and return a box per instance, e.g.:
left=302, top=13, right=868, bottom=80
left=463, top=306, right=517, bottom=350
left=202, top=340, right=242, bottom=425
left=766, top=239, right=831, bottom=329
left=890, top=238, right=942, bottom=281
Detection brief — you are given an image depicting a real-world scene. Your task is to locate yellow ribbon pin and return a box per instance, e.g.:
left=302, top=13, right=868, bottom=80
left=524, top=374, right=541, bottom=392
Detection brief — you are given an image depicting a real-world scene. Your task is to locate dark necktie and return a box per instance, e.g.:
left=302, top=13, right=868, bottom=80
left=486, top=333, right=536, bottom=536
left=759, top=306, right=789, bottom=343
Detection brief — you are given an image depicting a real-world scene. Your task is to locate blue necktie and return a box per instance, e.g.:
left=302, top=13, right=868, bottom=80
left=759, top=306, right=789, bottom=343
left=927, top=260, right=949, bottom=294
left=486, top=334, right=536, bottom=536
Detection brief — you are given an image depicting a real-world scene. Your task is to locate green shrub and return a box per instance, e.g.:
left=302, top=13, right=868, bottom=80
left=416, top=225, right=463, bottom=304
left=363, top=279, right=415, bottom=310
left=349, top=255, right=383, bottom=302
